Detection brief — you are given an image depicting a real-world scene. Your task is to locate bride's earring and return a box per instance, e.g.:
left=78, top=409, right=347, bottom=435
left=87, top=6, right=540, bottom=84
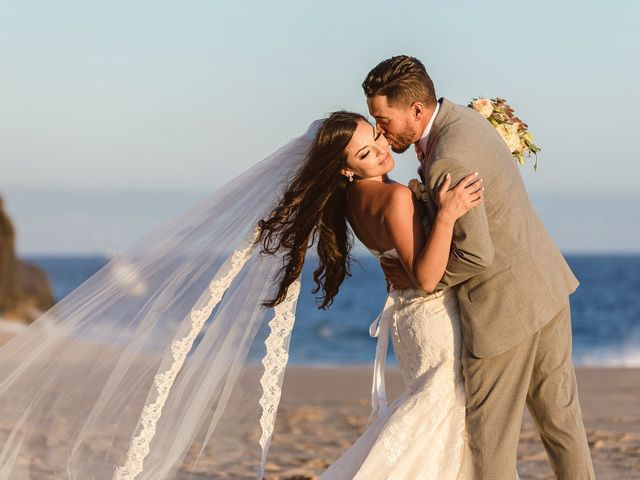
left=348, top=174, right=354, bottom=183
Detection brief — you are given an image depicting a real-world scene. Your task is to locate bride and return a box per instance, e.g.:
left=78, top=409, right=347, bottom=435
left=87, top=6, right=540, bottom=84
left=258, top=111, right=483, bottom=478
left=0, top=111, right=483, bottom=479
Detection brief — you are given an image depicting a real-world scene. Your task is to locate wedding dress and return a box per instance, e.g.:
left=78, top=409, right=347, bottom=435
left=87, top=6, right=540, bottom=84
left=320, top=248, right=471, bottom=479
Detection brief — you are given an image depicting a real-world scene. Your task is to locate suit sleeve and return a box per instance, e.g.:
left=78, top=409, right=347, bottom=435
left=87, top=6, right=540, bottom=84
left=428, top=158, right=495, bottom=289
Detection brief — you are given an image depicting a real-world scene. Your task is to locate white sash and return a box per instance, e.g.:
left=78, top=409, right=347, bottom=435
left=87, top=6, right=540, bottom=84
left=367, top=292, right=398, bottom=422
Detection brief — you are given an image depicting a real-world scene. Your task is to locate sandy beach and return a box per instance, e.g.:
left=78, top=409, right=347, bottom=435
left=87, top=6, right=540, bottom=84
left=0, top=328, right=638, bottom=479
left=268, top=366, right=640, bottom=479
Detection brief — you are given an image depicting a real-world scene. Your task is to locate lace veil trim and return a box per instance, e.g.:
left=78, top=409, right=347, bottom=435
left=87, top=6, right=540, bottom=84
left=256, top=278, right=301, bottom=478
left=113, top=230, right=259, bottom=480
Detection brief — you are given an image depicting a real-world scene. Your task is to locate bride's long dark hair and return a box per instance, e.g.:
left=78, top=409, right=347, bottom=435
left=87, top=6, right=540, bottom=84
left=257, top=111, right=366, bottom=309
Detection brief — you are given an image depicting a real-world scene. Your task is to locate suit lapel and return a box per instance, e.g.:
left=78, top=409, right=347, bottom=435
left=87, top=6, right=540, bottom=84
left=421, top=98, right=454, bottom=222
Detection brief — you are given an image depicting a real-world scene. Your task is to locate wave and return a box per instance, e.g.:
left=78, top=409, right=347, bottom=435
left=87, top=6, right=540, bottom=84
left=574, top=346, right=640, bottom=368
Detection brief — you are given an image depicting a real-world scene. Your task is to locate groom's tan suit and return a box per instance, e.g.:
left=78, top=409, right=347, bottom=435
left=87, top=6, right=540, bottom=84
left=420, top=98, right=595, bottom=479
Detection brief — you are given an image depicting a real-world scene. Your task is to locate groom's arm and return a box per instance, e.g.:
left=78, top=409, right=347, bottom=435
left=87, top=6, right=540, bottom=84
left=428, top=158, right=494, bottom=289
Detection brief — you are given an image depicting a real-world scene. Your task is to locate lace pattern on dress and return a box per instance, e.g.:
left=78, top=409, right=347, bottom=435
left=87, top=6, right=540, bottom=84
left=256, top=278, right=301, bottom=480
left=113, top=230, right=259, bottom=480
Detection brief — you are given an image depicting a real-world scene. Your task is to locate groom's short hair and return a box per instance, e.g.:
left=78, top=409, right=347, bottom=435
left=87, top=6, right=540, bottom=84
left=362, top=55, right=436, bottom=108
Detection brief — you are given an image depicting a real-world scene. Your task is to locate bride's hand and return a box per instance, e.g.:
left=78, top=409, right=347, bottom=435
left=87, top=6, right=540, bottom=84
left=436, top=172, right=484, bottom=224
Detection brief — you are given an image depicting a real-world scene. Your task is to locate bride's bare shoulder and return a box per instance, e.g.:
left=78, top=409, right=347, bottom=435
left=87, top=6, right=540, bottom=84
left=384, top=182, right=414, bottom=204
left=380, top=182, right=421, bottom=223
left=350, top=181, right=416, bottom=218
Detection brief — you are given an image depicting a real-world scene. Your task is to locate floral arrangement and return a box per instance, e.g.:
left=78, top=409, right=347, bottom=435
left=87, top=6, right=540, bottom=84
left=469, top=97, right=540, bottom=170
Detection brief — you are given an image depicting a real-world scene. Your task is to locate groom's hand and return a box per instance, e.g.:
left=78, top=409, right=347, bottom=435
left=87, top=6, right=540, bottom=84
left=380, top=257, right=414, bottom=290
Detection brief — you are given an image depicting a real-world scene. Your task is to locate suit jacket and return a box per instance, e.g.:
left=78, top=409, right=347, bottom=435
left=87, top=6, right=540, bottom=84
left=420, top=98, right=579, bottom=358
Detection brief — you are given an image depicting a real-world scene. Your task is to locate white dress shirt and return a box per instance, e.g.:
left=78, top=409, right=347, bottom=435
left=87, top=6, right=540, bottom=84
left=416, top=101, right=441, bottom=158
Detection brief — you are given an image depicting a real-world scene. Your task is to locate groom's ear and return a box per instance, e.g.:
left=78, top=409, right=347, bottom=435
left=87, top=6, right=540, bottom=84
left=411, top=102, right=425, bottom=121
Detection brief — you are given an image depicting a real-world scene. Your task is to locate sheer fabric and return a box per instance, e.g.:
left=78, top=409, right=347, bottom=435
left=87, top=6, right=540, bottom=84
left=0, top=122, right=321, bottom=479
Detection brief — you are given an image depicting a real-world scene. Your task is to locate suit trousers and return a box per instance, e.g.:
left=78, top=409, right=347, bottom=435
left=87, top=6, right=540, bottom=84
left=462, top=300, right=596, bottom=479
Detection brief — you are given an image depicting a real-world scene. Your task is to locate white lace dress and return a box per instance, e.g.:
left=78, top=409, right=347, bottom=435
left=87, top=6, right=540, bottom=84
left=320, top=249, right=472, bottom=479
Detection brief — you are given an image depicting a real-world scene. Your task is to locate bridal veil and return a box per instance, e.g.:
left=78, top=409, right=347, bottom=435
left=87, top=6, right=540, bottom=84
left=0, top=121, right=323, bottom=479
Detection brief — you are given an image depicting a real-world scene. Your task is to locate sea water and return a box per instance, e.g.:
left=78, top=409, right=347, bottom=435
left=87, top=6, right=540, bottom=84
left=26, top=254, right=640, bottom=367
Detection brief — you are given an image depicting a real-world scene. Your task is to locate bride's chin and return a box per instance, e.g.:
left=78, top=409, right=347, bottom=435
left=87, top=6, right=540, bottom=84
left=378, top=154, right=394, bottom=171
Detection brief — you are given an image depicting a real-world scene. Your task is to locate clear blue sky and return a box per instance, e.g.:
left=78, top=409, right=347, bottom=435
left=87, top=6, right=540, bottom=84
left=1, top=1, right=639, bottom=254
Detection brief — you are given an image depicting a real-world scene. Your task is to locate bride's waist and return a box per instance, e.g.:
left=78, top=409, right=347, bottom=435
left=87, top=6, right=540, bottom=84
left=389, top=287, right=452, bottom=303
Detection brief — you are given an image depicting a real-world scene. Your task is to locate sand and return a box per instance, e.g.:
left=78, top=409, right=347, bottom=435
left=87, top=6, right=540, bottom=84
left=0, top=329, right=638, bottom=479
left=267, top=366, right=640, bottom=479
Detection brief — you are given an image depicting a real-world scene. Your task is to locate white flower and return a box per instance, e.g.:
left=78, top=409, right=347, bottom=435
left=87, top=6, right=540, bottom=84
left=504, top=122, right=519, bottom=134
left=472, top=98, right=494, bottom=118
left=497, top=124, right=521, bottom=153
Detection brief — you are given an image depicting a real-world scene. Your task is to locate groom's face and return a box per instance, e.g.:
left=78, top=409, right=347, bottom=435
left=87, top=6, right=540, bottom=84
left=367, top=95, right=420, bottom=154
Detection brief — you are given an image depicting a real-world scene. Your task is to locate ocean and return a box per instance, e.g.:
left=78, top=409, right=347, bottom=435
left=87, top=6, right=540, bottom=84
left=27, top=254, right=640, bottom=368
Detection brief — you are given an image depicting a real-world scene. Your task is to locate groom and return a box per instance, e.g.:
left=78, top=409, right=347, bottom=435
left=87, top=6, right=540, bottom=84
left=363, top=55, right=595, bottom=479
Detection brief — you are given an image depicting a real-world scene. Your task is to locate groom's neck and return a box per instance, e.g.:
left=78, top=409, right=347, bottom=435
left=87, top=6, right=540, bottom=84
left=417, top=104, right=437, bottom=136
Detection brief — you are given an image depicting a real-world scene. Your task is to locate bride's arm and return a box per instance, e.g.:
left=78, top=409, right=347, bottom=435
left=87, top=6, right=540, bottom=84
left=383, top=173, right=483, bottom=292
